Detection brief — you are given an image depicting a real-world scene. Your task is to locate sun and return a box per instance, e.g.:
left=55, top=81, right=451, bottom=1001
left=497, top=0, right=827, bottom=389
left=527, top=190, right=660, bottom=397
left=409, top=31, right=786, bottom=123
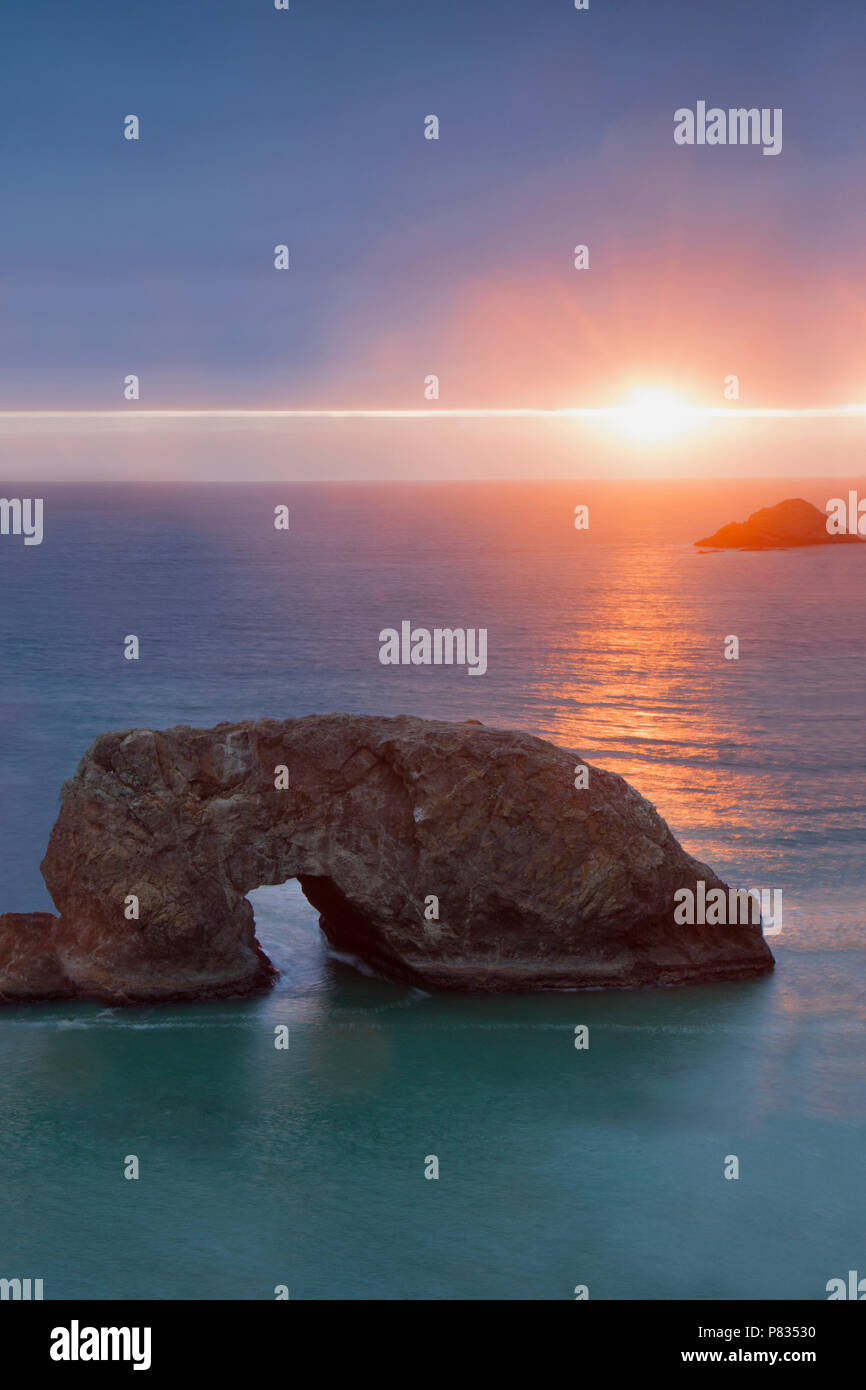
left=613, top=387, right=700, bottom=442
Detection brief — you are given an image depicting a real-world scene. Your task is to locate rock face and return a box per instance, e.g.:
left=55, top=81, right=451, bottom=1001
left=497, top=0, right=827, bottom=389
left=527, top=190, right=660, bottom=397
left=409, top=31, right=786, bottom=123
left=0, top=913, right=75, bottom=1001
left=696, top=497, right=862, bottom=549
left=1, top=715, right=774, bottom=1002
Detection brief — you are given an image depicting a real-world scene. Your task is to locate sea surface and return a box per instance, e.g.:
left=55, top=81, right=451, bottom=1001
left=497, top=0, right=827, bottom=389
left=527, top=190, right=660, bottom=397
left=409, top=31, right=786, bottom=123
left=0, top=479, right=864, bottom=1300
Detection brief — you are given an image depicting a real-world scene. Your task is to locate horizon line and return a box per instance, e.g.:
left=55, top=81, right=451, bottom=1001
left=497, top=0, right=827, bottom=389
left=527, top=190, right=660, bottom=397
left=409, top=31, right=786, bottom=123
left=2, top=405, right=866, bottom=421
left=2, top=474, right=866, bottom=484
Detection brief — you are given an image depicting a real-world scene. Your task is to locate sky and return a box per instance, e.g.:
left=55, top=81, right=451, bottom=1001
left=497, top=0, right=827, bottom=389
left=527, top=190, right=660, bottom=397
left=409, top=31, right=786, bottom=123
left=2, top=0, right=866, bottom=477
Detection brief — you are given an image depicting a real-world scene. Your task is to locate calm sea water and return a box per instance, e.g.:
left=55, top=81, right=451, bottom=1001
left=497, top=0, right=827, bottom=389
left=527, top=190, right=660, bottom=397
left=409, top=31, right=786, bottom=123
left=0, top=479, right=864, bottom=1300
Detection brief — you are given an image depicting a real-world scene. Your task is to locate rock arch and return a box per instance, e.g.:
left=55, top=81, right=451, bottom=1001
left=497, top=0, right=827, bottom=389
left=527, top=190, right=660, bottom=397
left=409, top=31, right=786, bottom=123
left=1, top=714, right=773, bottom=1002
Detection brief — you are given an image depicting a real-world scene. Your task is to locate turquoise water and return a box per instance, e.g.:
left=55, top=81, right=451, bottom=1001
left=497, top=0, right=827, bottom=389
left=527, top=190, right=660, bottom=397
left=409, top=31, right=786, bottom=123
left=1, top=481, right=864, bottom=1299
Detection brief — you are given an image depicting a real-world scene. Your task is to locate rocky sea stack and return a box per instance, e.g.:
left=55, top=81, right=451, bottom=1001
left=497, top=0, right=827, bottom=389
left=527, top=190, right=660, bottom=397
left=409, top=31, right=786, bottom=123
left=695, top=496, right=863, bottom=549
left=0, top=715, right=774, bottom=1002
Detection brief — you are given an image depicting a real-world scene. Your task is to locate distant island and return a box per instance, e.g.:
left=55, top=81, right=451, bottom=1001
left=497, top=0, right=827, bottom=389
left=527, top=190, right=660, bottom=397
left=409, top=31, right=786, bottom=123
left=695, top=497, right=864, bottom=550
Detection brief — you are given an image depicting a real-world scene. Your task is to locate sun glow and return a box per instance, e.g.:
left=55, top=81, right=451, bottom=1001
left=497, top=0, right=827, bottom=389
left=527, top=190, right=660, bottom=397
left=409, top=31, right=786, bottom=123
left=612, top=388, right=702, bottom=443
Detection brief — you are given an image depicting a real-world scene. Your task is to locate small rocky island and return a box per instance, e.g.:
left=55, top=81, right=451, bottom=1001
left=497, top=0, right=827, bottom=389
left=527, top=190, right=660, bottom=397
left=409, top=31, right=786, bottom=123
left=695, top=497, right=863, bottom=550
left=0, top=715, right=774, bottom=1002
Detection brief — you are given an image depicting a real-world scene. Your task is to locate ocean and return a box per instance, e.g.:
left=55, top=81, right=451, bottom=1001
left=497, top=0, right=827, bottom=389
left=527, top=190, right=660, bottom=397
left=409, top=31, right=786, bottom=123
left=0, top=478, right=864, bottom=1299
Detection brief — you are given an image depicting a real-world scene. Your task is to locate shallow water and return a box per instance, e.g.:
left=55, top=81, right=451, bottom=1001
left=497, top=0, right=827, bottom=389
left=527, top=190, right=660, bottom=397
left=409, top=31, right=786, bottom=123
left=0, top=480, right=863, bottom=1298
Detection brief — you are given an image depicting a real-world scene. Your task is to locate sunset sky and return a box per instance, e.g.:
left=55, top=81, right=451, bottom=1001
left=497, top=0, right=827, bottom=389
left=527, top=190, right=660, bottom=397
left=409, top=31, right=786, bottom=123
left=2, top=0, right=865, bottom=477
